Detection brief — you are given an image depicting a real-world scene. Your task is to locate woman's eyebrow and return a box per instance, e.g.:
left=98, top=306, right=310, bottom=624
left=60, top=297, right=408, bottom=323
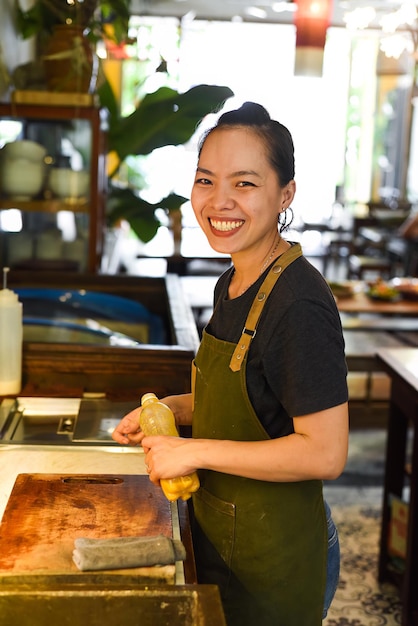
left=196, top=166, right=213, bottom=175
left=196, top=166, right=260, bottom=178
left=232, top=169, right=260, bottom=178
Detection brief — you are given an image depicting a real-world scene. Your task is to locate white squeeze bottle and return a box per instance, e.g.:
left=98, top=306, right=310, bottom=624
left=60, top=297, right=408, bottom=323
left=140, top=393, right=200, bottom=502
left=0, top=267, right=23, bottom=395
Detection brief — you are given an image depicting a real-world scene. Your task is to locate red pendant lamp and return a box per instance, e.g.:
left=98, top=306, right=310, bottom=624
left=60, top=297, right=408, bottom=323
left=293, top=0, right=333, bottom=76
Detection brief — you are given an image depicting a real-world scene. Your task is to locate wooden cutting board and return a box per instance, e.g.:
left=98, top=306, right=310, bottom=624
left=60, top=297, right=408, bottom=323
left=0, top=473, right=175, bottom=580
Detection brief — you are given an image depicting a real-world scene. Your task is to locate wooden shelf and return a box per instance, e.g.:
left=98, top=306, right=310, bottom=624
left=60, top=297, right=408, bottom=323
left=11, top=89, right=97, bottom=107
left=0, top=197, right=89, bottom=214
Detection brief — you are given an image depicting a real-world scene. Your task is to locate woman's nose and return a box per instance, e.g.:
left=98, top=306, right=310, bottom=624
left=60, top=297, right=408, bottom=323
left=210, top=184, right=235, bottom=210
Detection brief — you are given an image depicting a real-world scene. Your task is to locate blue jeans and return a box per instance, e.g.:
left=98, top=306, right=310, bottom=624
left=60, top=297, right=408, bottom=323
left=323, top=500, right=340, bottom=619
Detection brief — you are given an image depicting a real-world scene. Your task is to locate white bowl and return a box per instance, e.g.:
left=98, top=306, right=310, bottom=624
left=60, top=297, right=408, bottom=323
left=3, top=140, right=47, bottom=163
left=49, top=168, right=89, bottom=200
left=0, top=158, right=45, bottom=200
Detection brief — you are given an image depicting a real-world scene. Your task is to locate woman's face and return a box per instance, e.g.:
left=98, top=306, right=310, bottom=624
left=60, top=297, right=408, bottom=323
left=191, top=127, right=295, bottom=257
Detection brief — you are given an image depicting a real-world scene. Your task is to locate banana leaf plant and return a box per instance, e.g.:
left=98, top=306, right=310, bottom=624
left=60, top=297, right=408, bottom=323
left=98, top=79, right=234, bottom=242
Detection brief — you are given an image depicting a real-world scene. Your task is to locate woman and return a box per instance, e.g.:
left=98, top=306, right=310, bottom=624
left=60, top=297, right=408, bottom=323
left=113, top=102, right=349, bottom=625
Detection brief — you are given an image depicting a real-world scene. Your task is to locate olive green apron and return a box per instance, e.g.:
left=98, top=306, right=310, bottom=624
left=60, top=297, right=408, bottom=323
left=192, top=243, right=327, bottom=626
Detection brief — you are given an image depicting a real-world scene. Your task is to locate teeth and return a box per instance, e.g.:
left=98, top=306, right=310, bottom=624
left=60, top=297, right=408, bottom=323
left=210, top=219, right=244, bottom=232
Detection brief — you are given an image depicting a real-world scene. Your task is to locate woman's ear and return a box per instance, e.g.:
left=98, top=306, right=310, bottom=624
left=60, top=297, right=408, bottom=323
left=281, top=180, right=296, bottom=210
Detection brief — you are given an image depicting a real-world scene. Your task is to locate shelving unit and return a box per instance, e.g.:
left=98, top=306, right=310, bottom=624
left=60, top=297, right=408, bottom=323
left=0, top=99, right=107, bottom=273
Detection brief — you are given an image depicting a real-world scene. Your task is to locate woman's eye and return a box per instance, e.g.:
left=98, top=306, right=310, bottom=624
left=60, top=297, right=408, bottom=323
left=237, top=181, right=255, bottom=187
left=195, top=177, right=211, bottom=185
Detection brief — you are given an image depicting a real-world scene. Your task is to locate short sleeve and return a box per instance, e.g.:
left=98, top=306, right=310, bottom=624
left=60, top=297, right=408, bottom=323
left=263, top=298, right=348, bottom=417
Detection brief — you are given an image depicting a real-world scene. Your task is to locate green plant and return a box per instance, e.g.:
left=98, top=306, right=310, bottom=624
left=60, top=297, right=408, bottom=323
left=99, top=79, right=234, bottom=242
left=15, top=0, right=131, bottom=46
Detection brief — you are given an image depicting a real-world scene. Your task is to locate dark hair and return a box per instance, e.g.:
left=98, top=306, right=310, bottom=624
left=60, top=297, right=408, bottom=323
left=198, top=102, right=295, bottom=187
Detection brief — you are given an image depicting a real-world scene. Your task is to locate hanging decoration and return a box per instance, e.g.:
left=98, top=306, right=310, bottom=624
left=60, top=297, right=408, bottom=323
left=293, top=0, right=333, bottom=77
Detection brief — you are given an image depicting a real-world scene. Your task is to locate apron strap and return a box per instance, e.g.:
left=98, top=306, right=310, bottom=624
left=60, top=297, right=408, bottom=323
left=229, top=243, right=303, bottom=372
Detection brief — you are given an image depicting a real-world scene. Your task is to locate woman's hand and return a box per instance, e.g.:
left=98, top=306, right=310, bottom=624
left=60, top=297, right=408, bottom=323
left=112, top=393, right=192, bottom=447
left=111, top=407, right=144, bottom=446
left=143, top=435, right=196, bottom=484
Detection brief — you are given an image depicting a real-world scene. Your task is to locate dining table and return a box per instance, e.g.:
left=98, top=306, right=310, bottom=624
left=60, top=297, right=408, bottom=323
left=333, top=281, right=418, bottom=352
left=336, top=289, right=418, bottom=317
left=376, top=348, right=418, bottom=626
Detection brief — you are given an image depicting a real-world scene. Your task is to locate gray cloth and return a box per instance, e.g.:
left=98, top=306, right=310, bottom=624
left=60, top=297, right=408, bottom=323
left=72, top=534, right=186, bottom=571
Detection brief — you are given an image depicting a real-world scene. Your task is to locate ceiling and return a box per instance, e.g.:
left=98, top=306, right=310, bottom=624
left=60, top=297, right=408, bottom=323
left=130, top=0, right=414, bottom=29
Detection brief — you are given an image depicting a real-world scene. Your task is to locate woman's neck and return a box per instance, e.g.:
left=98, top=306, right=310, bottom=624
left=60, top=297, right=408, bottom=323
left=229, top=235, right=290, bottom=299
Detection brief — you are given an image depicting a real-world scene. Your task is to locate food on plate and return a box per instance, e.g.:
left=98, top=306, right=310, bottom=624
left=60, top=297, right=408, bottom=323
left=390, top=277, right=418, bottom=301
left=367, top=279, right=400, bottom=301
left=327, top=281, right=355, bottom=298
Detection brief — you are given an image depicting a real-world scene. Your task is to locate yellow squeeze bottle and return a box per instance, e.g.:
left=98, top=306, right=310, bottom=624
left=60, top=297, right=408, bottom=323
left=139, top=393, right=200, bottom=502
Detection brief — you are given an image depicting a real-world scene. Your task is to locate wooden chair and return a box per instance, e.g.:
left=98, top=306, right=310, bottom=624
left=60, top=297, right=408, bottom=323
left=347, top=254, right=392, bottom=280
left=347, top=216, right=393, bottom=279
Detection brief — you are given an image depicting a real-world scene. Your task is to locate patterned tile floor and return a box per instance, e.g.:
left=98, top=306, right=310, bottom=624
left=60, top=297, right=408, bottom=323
left=323, top=430, right=403, bottom=626
left=323, top=503, right=402, bottom=626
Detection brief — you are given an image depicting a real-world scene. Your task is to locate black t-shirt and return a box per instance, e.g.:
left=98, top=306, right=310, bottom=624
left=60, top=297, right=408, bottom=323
left=206, top=251, right=348, bottom=439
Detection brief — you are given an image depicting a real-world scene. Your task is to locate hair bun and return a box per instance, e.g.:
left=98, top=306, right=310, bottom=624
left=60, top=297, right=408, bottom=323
left=218, top=101, right=271, bottom=126
left=240, top=102, right=271, bottom=123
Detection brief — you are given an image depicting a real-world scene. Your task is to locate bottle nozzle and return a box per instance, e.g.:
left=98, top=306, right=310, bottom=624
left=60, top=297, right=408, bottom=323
left=141, top=392, right=158, bottom=406
left=2, top=267, right=9, bottom=290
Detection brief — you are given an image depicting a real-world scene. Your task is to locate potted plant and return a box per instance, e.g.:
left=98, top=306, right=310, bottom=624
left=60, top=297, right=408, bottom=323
left=14, top=0, right=131, bottom=92
left=15, top=0, right=131, bottom=47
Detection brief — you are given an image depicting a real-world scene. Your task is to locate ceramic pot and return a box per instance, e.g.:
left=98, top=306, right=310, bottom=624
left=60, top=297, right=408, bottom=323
left=36, top=229, right=64, bottom=260
left=1, top=158, right=45, bottom=200
left=49, top=168, right=90, bottom=201
left=2, top=140, right=47, bottom=162
left=44, top=25, right=96, bottom=93
left=7, top=232, right=35, bottom=266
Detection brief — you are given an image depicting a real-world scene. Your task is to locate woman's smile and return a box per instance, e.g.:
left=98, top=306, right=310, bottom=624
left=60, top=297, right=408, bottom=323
left=209, top=218, right=245, bottom=233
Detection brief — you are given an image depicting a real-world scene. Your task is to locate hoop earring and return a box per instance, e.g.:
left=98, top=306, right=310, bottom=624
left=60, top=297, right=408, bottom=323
left=278, top=207, right=294, bottom=233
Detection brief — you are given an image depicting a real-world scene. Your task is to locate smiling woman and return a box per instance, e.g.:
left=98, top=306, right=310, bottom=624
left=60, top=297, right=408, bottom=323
left=112, top=102, right=349, bottom=626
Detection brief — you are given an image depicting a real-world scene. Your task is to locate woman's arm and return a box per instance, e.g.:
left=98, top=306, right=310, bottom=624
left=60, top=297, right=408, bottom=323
left=162, top=393, right=194, bottom=426
left=111, top=393, right=193, bottom=445
left=142, top=402, right=349, bottom=484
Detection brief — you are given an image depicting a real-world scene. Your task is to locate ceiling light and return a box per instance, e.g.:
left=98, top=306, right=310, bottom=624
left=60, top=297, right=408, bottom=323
left=343, top=7, right=376, bottom=30
left=380, top=2, right=418, bottom=33
left=181, top=10, right=196, bottom=22
left=272, top=2, right=297, bottom=13
left=380, top=33, right=415, bottom=59
left=244, top=7, right=268, bottom=19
